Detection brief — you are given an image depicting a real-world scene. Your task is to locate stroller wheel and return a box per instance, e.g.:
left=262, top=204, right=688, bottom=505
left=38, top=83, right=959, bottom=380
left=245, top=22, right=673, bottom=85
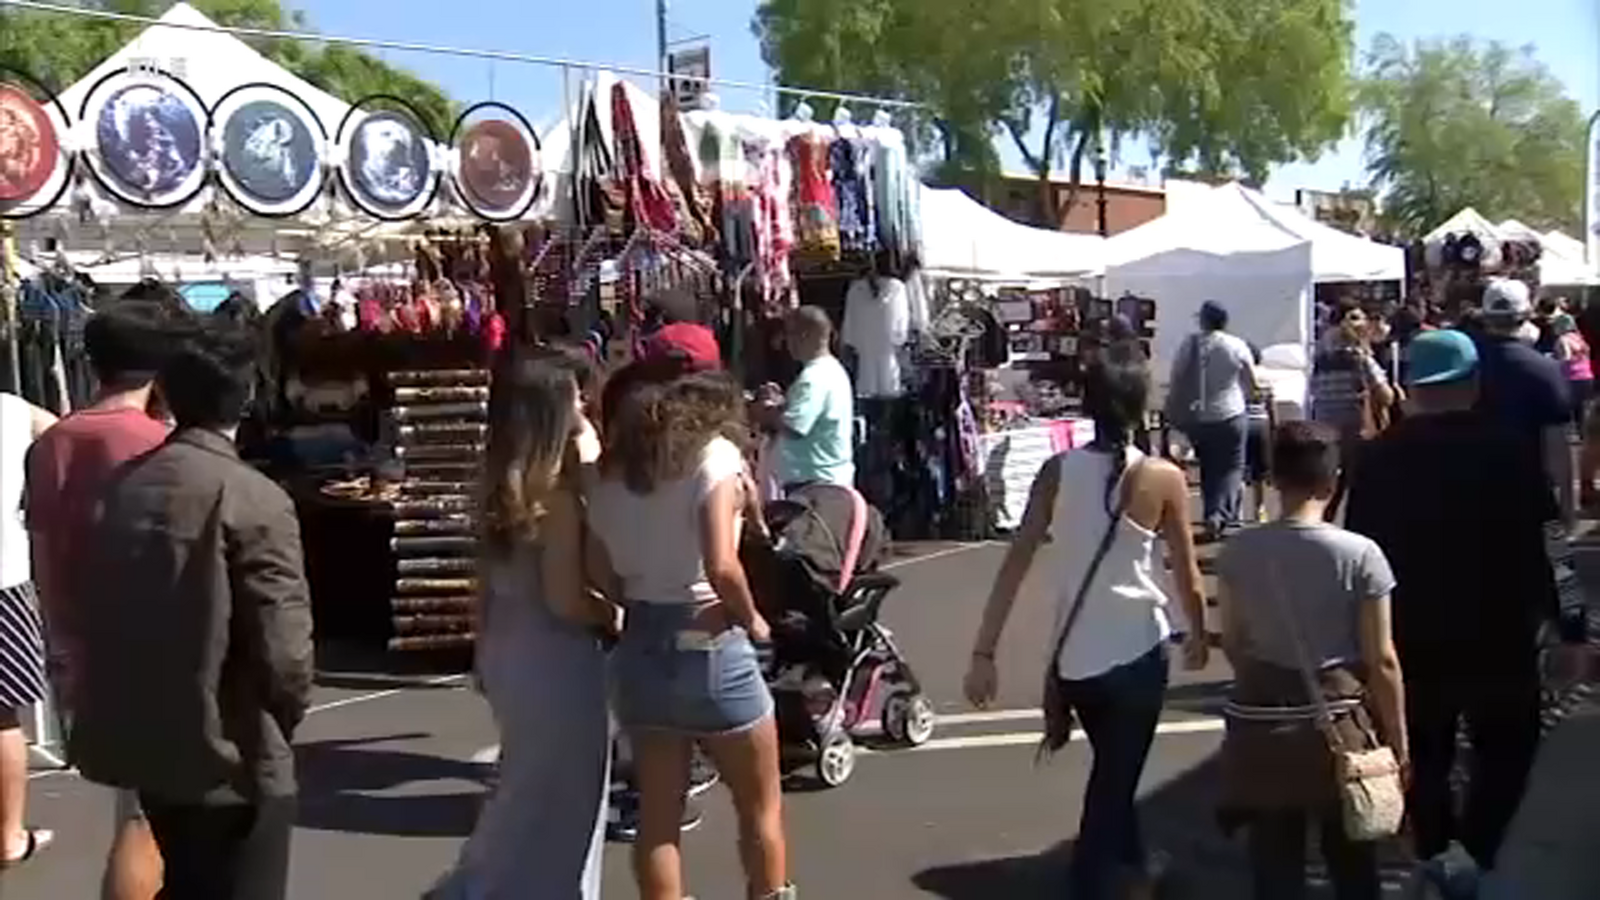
left=882, top=692, right=936, bottom=747
left=815, top=731, right=856, bottom=788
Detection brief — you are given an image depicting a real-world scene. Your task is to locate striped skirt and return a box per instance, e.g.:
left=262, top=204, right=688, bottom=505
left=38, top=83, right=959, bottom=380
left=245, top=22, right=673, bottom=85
left=0, top=582, right=48, bottom=710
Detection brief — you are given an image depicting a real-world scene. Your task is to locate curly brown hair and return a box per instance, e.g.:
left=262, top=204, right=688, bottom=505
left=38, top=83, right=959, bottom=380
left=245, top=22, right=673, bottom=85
left=602, top=371, right=749, bottom=494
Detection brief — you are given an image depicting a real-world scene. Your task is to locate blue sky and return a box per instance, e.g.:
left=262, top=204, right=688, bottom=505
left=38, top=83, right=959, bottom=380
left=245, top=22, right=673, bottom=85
left=296, top=0, right=1599, bottom=201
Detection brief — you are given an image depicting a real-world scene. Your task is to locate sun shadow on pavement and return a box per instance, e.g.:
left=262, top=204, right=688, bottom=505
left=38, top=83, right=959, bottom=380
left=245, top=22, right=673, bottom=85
left=295, top=734, right=489, bottom=839
left=912, top=756, right=1253, bottom=899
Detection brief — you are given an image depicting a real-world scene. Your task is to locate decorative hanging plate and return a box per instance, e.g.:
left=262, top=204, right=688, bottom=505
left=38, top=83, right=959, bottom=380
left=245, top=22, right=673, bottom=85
left=450, top=101, right=542, bottom=221
left=348, top=110, right=433, bottom=212
left=0, top=83, right=59, bottom=202
left=222, top=100, right=318, bottom=203
left=95, top=83, right=203, bottom=198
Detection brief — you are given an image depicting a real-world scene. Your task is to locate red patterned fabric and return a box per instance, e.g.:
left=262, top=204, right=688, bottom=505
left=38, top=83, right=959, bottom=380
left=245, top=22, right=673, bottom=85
left=611, top=84, right=677, bottom=234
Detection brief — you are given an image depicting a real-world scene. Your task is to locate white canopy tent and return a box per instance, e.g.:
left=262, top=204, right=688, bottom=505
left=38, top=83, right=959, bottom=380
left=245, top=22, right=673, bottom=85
left=1223, top=183, right=1406, bottom=284
left=1540, top=230, right=1598, bottom=286
left=1103, top=183, right=1314, bottom=380
left=918, top=186, right=1104, bottom=281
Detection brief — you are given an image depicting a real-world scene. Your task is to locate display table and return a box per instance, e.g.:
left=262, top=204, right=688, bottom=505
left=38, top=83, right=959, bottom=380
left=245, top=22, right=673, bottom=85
left=978, top=417, right=1095, bottom=530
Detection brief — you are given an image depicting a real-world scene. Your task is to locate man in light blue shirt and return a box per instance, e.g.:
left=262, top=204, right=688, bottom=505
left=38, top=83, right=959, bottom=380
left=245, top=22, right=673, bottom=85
left=768, top=306, right=855, bottom=489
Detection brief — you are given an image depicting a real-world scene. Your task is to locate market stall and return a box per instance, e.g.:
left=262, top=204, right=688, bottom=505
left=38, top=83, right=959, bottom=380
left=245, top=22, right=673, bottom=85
left=1104, top=181, right=1315, bottom=386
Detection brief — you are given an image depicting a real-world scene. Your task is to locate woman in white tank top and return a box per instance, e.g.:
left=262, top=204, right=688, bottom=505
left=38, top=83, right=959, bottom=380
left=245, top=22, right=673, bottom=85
left=965, top=341, right=1209, bottom=899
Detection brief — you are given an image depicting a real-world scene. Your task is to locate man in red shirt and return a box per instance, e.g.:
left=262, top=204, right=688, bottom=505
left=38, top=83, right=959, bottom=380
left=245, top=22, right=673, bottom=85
left=25, top=298, right=185, bottom=900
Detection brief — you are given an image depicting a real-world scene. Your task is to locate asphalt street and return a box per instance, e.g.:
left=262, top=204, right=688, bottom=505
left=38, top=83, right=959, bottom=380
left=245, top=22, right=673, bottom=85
left=6, top=536, right=1596, bottom=899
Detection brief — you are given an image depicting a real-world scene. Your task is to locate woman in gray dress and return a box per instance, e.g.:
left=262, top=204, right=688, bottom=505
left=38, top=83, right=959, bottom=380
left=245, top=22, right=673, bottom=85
left=427, top=354, right=615, bottom=900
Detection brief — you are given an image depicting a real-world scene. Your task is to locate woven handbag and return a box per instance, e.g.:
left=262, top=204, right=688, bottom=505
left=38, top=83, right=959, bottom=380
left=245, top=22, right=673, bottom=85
left=1266, top=562, right=1405, bottom=841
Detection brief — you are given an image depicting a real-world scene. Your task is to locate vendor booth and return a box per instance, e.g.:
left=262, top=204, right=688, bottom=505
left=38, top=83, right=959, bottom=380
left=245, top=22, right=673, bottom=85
left=1104, top=182, right=1315, bottom=384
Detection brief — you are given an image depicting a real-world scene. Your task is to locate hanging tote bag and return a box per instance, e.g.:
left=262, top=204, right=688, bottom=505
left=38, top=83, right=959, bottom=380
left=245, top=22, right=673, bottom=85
left=1266, top=562, right=1405, bottom=841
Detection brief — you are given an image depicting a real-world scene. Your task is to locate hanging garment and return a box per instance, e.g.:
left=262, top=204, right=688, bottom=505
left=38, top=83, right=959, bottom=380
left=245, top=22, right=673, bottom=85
left=830, top=136, right=876, bottom=256
left=578, top=86, right=626, bottom=234
left=660, top=94, right=715, bottom=247
left=872, top=132, right=915, bottom=262
left=611, top=84, right=677, bottom=234
left=904, top=267, right=930, bottom=334
left=841, top=277, right=911, bottom=398
left=699, top=117, right=755, bottom=269
left=750, top=140, right=794, bottom=307
left=787, top=132, right=840, bottom=264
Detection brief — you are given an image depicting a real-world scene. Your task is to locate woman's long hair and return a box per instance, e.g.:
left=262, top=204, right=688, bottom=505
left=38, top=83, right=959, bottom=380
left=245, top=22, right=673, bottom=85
left=1082, top=339, right=1151, bottom=515
left=480, top=354, right=581, bottom=555
left=602, top=370, right=747, bottom=495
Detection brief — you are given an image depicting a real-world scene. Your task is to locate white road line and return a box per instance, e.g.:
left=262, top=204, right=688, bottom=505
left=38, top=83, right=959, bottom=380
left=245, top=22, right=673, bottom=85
left=862, top=716, right=1224, bottom=754
left=303, top=673, right=467, bottom=715
left=882, top=541, right=998, bottom=571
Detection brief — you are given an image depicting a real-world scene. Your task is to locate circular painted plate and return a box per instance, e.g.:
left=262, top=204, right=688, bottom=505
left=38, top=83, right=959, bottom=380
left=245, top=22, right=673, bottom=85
left=95, top=83, right=202, bottom=197
left=457, top=119, right=535, bottom=213
left=348, top=111, right=431, bottom=211
left=221, top=99, right=318, bottom=203
left=0, top=83, right=60, bottom=202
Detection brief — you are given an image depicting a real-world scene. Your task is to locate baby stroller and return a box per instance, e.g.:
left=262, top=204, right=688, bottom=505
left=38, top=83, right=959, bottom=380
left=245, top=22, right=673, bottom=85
left=743, top=483, right=935, bottom=788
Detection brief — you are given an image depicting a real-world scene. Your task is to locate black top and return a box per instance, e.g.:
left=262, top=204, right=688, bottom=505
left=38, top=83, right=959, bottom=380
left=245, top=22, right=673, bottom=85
left=1345, top=410, right=1557, bottom=678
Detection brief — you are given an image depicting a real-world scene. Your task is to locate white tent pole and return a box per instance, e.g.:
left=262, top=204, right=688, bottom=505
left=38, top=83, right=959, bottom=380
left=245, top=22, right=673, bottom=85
left=0, top=0, right=924, bottom=111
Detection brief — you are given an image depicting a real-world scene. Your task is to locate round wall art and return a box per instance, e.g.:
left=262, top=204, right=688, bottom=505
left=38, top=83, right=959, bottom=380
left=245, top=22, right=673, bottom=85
left=98, top=84, right=202, bottom=195
left=83, top=71, right=208, bottom=208
left=347, top=110, right=433, bottom=216
left=0, top=83, right=59, bottom=202
left=455, top=117, right=540, bottom=220
left=211, top=84, right=326, bottom=217
left=224, top=101, right=317, bottom=202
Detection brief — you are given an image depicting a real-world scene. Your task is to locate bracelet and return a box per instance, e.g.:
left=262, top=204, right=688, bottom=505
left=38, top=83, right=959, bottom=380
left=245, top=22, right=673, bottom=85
left=972, top=649, right=996, bottom=660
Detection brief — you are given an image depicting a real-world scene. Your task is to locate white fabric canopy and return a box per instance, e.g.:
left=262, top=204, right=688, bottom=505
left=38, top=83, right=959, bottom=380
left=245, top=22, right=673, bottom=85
left=1222, top=183, right=1405, bottom=283
left=918, top=186, right=1104, bottom=281
left=1103, top=183, right=1314, bottom=380
left=1540, top=230, right=1597, bottom=286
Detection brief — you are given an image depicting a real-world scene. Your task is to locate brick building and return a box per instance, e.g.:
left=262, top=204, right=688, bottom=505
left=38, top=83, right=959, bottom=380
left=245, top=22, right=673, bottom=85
left=981, top=173, right=1167, bottom=236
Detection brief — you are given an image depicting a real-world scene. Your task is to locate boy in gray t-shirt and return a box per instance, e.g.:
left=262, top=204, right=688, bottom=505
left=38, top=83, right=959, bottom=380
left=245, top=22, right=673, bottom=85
left=1217, top=520, right=1395, bottom=671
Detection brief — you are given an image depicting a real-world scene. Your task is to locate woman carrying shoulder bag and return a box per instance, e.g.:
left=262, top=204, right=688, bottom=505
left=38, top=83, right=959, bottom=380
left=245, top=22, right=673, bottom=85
left=1214, top=420, right=1408, bottom=900
left=966, top=340, right=1209, bottom=900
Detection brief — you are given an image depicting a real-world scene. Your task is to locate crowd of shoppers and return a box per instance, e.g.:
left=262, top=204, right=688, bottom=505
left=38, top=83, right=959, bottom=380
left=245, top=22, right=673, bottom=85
left=2, top=274, right=1592, bottom=900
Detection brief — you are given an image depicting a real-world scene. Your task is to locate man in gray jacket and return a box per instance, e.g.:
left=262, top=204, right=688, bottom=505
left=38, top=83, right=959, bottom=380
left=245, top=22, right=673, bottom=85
left=70, top=319, right=313, bottom=900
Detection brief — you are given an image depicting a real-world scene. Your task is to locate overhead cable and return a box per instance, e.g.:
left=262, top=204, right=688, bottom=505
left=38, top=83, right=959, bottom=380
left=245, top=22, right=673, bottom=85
left=0, top=0, right=924, bottom=110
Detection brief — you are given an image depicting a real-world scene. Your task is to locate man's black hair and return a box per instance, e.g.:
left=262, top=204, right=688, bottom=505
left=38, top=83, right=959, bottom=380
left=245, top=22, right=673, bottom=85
left=158, top=319, right=258, bottom=430
left=83, top=300, right=192, bottom=390
left=1198, top=301, right=1228, bottom=332
left=1271, top=420, right=1341, bottom=494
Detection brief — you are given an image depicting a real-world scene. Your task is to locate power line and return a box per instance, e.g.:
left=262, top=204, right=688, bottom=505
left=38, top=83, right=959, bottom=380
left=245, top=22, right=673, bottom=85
left=0, top=0, right=924, bottom=110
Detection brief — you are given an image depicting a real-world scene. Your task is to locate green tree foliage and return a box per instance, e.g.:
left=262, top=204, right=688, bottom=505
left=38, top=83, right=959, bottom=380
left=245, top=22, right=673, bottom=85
left=752, top=0, right=1354, bottom=223
left=0, top=0, right=457, bottom=134
left=1358, top=34, right=1586, bottom=238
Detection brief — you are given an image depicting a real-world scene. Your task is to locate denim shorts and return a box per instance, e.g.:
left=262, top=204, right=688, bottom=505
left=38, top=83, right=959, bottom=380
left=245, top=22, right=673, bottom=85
left=613, top=602, right=773, bottom=736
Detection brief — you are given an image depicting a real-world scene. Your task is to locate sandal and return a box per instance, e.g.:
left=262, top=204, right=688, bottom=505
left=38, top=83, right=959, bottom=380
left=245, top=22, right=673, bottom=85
left=1, top=828, right=53, bottom=868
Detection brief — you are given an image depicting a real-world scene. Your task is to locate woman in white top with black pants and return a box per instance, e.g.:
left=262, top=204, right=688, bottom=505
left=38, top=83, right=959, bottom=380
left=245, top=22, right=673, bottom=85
left=966, top=341, right=1209, bottom=899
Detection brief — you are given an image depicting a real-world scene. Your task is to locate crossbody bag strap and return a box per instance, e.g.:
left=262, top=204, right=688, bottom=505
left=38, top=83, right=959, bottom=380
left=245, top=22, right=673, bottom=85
left=1264, top=559, right=1350, bottom=753
left=1047, top=453, right=1140, bottom=669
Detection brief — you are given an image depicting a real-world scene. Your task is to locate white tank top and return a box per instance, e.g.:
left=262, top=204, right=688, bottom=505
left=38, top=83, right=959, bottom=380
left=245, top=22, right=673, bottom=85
left=0, top=393, right=34, bottom=589
left=1047, top=447, right=1174, bottom=680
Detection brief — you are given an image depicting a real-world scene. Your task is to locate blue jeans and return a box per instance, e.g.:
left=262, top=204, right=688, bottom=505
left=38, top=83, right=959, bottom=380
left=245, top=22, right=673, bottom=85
left=1188, top=415, right=1247, bottom=531
left=1057, top=643, right=1170, bottom=899
left=613, top=603, right=773, bottom=736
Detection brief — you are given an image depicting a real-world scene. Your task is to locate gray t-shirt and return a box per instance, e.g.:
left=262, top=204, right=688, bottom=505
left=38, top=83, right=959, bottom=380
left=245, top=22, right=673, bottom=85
left=1174, top=331, right=1254, bottom=422
left=1216, top=521, right=1396, bottom=671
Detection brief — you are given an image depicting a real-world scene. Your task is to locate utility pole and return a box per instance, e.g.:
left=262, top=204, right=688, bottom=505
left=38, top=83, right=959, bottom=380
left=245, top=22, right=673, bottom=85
left=657, top=0, right=669, bottom=91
